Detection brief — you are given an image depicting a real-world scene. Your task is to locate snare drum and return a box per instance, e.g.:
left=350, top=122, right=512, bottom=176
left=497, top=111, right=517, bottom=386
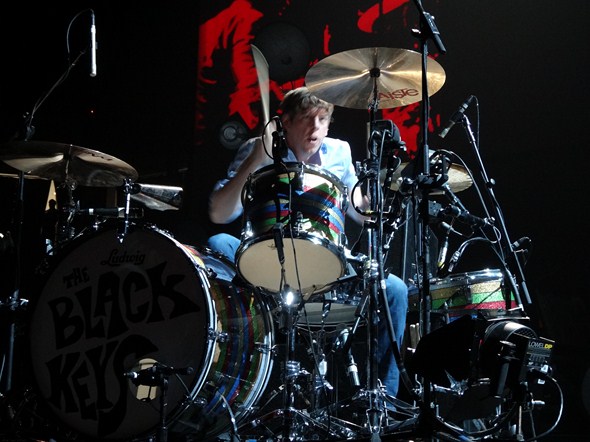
left=28, top=224, right=274, bottom=440
left=236, top=162, right=348, bottom=296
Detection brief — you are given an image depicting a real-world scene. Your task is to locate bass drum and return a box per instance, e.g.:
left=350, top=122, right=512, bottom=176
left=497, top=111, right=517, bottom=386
left=28, top=223, right=274, bottom=441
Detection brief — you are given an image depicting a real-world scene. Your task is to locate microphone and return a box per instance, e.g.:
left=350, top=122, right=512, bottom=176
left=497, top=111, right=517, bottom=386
left=446, top=248, right=462, bottom=274
left=271, top=116, right=287, bottom=161
left=123, top=364, right=194, bottom=386
left=371, top=120, right=406, bottom=151
left=437, top=222, right=451, bottom=274
left=77, top=207, right=144, bottom=218
left=442, top=205, right=493, bottom=228
left=511, top=236, right=531, bottom=252
left=439, top=95, right=475, bottom=138
left=338, top=326, right=360, bottom=388
left=273, top=223, right=285, bottom=265
left=90, top=10, right=97, bottom=77
left=273, top=115, right=284, bottom=136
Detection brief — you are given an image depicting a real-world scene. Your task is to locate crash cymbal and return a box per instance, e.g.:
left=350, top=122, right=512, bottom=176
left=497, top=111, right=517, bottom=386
left=381, top=161, right=472, bottom=194
left=0, top=141, right=138, bottom=187
left=305, top=47, right=445, bottom=109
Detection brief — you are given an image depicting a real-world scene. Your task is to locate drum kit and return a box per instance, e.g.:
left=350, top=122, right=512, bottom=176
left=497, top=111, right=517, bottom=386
left=0, top=41, right=558, bottom=442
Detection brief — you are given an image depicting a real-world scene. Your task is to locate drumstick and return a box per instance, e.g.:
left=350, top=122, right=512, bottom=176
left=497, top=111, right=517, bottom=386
left=252, top=44, right=270, bottom=128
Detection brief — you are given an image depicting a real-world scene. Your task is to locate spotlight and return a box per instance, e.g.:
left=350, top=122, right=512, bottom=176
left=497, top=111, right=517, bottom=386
left=480, top=319, right=554, bottom=397
left=410, top=314, right=554, bottom=421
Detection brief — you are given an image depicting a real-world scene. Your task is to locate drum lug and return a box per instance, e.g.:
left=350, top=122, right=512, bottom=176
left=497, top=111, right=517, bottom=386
left=254, top=341, right=271, bottom=354
left=207, top=328, right=218, bottom=341
left=211, top=329, right=229, bottom=343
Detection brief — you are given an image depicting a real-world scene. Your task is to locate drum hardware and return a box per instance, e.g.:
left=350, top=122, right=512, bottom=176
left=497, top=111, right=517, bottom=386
left=303, top=42, right=438, bottom=438
left=129, top=183, right=183, bottom=211
left=263, top=287, right=342, bottom=440
left=1, top=12, right=136, bottom=401
left=76, top=206, right=144, bottom=219
left=54, top=178, right=79, bottom=249
left=123, top=363, right=194, bottom=442
left=117, top=178, right=137, bottom=241
left=0, top=170, right=27, bottom=395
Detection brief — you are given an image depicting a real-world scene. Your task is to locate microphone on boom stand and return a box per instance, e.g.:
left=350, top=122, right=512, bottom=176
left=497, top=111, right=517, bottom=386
left=272, top=116, right=287, bottom=169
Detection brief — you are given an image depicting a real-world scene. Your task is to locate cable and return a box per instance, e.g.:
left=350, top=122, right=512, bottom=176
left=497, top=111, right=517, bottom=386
left=518, top=370, right=564, bottom=442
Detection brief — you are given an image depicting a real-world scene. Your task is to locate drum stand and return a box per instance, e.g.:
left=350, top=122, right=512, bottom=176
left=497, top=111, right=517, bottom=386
left=125, top=364, right=192, bottom=442
left=333, top=217, right=419, bottom=441
left=238, top=297, right=345, bottom=441
left=237, top=226, right=347, bottom=441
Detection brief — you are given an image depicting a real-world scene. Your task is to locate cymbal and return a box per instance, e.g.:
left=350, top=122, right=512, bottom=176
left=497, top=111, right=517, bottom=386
left=0, top=141, right=138, bottom=187
left=130, top=183, right=183, bottom=211
left=0, top=172, right=45, bottom=180
left=305, top=47, right=445, bottom=109
left=381, top=161, right=472, bottom=194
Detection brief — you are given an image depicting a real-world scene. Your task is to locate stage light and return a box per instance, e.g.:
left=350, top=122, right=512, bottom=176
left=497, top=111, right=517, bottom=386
left=409, top=314, right=554, bottom=423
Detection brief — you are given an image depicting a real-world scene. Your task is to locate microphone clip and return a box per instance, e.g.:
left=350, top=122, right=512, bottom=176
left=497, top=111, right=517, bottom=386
left=123, top=363, right=194, bottom=387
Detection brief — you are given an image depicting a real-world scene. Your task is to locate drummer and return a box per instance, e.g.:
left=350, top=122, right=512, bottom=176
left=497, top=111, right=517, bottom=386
left=207, top=86, right=408, bottom=400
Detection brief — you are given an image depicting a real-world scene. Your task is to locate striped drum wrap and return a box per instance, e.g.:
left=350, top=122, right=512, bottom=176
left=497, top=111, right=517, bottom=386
left=237, top=162, right=348, bottom=296
left=246, top=166, right=346, bottom=244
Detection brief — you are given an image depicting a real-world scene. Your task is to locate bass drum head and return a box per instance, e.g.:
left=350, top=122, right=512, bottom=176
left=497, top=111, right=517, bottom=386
left=28, top=224, right=215, bottom=440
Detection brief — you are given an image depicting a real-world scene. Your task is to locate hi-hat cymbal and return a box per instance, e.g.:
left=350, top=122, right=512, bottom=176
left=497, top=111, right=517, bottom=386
left=381, top=161, right=472, bottom=194
left=0, top=141, right=138, bottom=187
left=305, top=47, right=445, bottom=109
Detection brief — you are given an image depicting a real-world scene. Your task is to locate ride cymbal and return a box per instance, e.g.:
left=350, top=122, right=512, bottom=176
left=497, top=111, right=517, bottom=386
left=305, top=47, right=445, bottom=109
left=0, top=141, right=138, bottom=187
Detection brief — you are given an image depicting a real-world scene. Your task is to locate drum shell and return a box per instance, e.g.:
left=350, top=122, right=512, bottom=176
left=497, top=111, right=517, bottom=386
left=408, top=269, right=517, bottom=321
left=237, top=162, right=348, bottom=296
left=28, top=223, right=273, bottom=441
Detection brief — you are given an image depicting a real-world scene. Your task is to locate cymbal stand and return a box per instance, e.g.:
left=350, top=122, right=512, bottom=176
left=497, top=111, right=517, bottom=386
left=55, top=178, right=78, bottom=250
left=117, top=179, right=135, bottom=242
left=2, top=5, right=95, bottom=418
left=0, top=172, right=26, bottom=396
left=458, top=114, right=530, bottom=308
left=408, top=1, right=482, bottom=440
left=342, top=86, right=418, bottom=440
left=410, top=0, right=447, bottom=349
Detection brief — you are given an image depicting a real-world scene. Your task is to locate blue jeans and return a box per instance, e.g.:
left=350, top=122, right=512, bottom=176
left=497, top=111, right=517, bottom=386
left=207, top=232, right=408, bottom=398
